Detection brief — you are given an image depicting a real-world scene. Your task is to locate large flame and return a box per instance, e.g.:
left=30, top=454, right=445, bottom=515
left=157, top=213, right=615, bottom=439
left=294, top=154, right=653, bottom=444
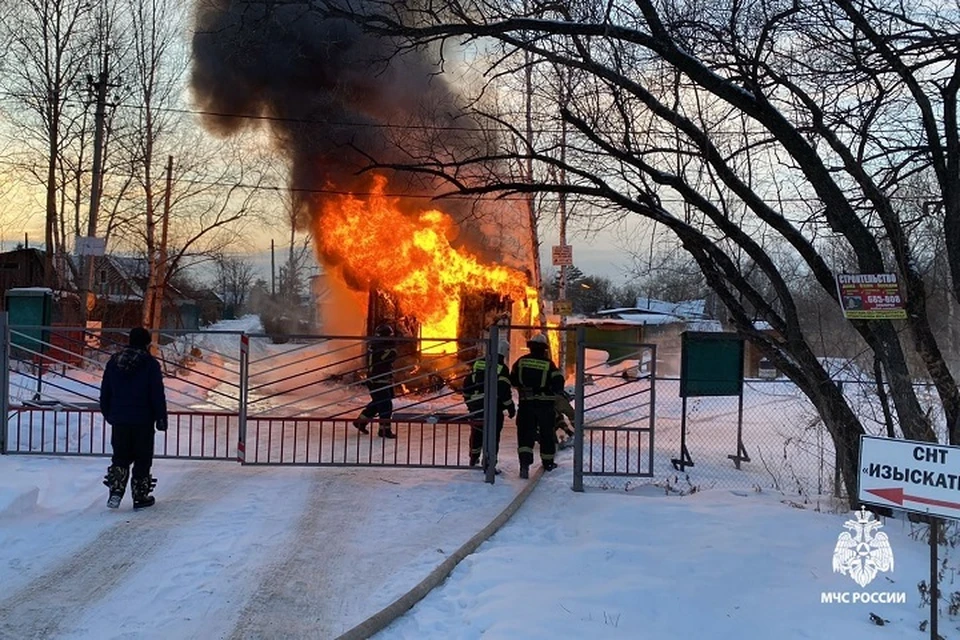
left=316, top=175, right=532, bottom=352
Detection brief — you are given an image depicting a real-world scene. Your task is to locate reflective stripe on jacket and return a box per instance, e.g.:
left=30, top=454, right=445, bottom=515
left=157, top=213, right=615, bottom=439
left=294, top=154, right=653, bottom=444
left=509, top=352, right=564, bottom=402
left=463, top=356, right=515, bottom=412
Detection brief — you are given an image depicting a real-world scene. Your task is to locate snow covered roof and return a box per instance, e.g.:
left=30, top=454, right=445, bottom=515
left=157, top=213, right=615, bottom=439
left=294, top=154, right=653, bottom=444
left=590, top=296, right=713, bottom=328
left=6, top=287, right=53, bottom=293
left=596, top=297, right=710, bottom=321
left=635, top=297, right=707, bottom=318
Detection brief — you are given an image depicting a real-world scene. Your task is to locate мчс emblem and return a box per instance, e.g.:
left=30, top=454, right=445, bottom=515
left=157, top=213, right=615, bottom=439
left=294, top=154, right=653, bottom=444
left=832, top=508, right=894, bottom=587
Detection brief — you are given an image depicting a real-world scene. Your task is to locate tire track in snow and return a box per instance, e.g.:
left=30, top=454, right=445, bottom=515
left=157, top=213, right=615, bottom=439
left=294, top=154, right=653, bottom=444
left=228, top=471, right=375, bottom=640
left=0, top=468, right=238, bottom=639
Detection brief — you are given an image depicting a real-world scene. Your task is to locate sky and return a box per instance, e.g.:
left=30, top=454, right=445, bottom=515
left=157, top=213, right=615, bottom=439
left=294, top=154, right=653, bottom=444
left=0, top=316, right=950, bottom=639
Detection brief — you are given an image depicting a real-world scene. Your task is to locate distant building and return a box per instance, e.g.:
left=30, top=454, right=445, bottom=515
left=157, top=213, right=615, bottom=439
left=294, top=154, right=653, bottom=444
left=0, top=248, right=47, bottom=310
left=0, top=248, right=222, bottom=330
left=564, top=297, right=721, bottom=377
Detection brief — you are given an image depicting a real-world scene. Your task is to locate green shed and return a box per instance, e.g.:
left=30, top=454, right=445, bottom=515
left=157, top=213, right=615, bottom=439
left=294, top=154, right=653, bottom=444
left=5, top=287, right=52, bottom=356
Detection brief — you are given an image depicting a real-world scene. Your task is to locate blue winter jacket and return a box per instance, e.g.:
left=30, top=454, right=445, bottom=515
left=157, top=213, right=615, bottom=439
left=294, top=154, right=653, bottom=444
left=99, top=346, right=168, bottom=428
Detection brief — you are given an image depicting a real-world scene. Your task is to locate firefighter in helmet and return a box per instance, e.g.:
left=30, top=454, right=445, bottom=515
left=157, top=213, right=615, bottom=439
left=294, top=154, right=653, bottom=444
left=509, top=332, right=564, bottom=478
left=462, top=339, right=515, bottom=473
left=353, top=323, right=398, bottom=439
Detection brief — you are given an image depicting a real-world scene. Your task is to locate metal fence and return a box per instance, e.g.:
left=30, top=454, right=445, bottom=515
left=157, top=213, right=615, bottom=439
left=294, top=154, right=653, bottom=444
left=4, top=316, right=946, bottom=498
left=5, top=406, right=238, bottom=460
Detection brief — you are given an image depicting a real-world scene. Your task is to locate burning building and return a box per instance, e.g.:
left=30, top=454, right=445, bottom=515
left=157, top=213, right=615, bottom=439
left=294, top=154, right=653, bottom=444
left=190, top=2, right=540, bottom=359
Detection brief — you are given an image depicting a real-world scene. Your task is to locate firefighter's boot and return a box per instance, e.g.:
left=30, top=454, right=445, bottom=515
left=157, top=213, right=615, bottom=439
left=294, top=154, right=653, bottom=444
left=352, top=416, right=369, bottom=434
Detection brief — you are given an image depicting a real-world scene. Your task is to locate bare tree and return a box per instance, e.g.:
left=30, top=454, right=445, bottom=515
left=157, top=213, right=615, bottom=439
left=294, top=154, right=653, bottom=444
left=213, top=252, right=256, bottom=313
left=1, top=0, right=94, bottom=284
left=313, top=0, right=960, bottom=501
left=115, top=0, right=186, bottom=330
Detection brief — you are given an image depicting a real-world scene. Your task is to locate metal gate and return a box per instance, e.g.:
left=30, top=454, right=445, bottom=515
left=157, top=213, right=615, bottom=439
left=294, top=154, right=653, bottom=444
left=2, top=317, right=657, bottom=489
left=0, top=316, right=243, bottom=460
left=572, top=326, right=657, bottom=491
left=237, top=331, right=487, bottom=470
left=0, top=316, right=501, bottom=476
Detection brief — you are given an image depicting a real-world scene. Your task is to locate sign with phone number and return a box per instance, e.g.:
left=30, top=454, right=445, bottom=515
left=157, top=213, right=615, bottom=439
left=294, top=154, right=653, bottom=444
left=835, top=273, right=906, bottom=320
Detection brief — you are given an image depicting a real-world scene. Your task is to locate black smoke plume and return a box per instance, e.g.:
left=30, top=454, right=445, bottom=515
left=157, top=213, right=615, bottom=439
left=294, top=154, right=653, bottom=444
left=190, top=0, right=499, bottom=264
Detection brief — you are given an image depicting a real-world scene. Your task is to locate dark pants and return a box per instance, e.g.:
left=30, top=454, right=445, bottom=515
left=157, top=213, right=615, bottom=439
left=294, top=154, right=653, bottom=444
left=467, top=399, right=504, bottom=461
left=110, top=423, right=155, bottom=480
left=516, top=400, right=557, bottom=466
left=361, top=385, right=393, bottom=422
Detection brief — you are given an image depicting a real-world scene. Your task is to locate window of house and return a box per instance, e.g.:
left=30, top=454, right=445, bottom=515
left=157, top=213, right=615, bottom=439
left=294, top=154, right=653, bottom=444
left=99, top=269, right=108, bottom=285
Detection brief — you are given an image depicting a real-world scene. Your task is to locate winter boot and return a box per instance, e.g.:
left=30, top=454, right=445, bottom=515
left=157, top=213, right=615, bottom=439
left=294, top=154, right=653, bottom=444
left=103, top=465, right=130, bottom=509
left=519, top=463, right=529, bottom=479
left=377, top=423, right=396, bottom=439
left=469, top=453, right=480, bottom=467
left=132, top=476, right=157, bottom=510
left=542, top=460, right=558, bottom=472
left=352, top=416, right=369, bottom=434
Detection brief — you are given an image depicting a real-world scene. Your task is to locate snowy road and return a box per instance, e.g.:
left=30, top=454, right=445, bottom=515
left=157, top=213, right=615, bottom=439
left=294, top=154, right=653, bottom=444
left=0, top=456, right=525, bottom=639
left=228, top=470, right=375, bottom=639
left=0, top=467, right=238, bottom=638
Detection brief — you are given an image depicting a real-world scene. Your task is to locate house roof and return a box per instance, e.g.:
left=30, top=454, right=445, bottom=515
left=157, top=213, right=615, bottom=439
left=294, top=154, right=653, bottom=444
left=596, top=297, right=709, bottom=320
left=634, top=297, right=707, bottom=318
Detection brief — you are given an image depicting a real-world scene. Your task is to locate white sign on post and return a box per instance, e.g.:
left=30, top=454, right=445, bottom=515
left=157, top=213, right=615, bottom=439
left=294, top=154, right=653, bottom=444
left=858, top=435, right=960, bottom=520
left=75, top=236, right=106, bottom=257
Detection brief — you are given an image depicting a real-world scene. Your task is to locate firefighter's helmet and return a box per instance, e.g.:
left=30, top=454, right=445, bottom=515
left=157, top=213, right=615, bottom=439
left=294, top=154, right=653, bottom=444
left=527, top=332, right=548, bottom=347
left=375, top=324, right=394, bottom=337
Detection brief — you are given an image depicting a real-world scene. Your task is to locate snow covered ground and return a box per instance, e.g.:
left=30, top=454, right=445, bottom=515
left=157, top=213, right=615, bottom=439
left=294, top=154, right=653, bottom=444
left=0, top=452, right=946, bottom=639
left=0, top=455, right=524, bottom=639
left=378, top=470, right=942, bottom=639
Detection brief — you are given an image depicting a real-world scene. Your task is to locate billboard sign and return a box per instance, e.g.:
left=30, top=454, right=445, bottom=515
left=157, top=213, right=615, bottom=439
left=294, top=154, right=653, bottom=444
left=835, top=273, right=906, bottom=320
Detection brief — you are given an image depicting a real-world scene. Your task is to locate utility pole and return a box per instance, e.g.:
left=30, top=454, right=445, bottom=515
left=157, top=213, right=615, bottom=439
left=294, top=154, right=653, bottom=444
left=557, top=70, right=570, bottom=373
left=79, top=51, right=113, bottom=324
left=522, top=0, right=546, bottom=331
left=149, top=155, right=173, bottom=332
left=270, top=239, right=276, bottom=297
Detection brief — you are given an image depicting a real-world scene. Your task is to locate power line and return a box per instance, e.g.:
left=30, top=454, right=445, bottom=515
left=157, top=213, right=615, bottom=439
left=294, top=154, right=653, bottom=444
left=0, top=158, right=935, bottom=206
left=0, top=89, right=930, bottom=138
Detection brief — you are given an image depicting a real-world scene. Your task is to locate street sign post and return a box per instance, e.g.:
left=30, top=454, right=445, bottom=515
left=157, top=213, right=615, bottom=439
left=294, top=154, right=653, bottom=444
left=859, top=435, right=957, bottom=640
left=858, top=435, right=960, bottom=519
left=552, top=245, right=573, bottom=266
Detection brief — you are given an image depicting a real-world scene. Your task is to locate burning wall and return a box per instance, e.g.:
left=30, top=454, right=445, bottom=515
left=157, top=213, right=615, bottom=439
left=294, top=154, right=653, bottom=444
left=190, top=1, right=537, bottom=340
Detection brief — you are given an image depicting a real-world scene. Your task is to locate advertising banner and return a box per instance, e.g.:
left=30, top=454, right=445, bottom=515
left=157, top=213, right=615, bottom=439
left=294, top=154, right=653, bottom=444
left=835, top=273, right=906, bottom=320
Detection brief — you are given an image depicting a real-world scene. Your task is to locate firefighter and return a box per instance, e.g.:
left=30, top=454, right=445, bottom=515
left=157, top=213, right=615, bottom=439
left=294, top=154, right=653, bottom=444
left=353, top=323, right=398, bottom=439
left=462, top=339, right=515, bottom=473
left=509, top=332, right=564, bottom=478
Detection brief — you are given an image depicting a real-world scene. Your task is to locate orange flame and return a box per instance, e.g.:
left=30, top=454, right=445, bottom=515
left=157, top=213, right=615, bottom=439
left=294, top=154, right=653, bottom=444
left=316, top=175, right=531, bottom=352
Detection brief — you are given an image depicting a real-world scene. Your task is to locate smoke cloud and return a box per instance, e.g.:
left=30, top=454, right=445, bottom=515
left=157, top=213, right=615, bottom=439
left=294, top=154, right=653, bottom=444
left=190, top=0, right=507, bottom=264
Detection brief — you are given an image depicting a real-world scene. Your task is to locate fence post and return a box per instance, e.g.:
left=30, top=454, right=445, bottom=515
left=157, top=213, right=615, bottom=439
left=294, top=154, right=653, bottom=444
left=0, top=312, right=8, bottom=454
left=237, top=333, right=249, bottom=463
left=483, top=324, right=499, bottom=484
left=572, top=326, right=586, bottom=492
left=648, top=343, right=657, bottom=476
